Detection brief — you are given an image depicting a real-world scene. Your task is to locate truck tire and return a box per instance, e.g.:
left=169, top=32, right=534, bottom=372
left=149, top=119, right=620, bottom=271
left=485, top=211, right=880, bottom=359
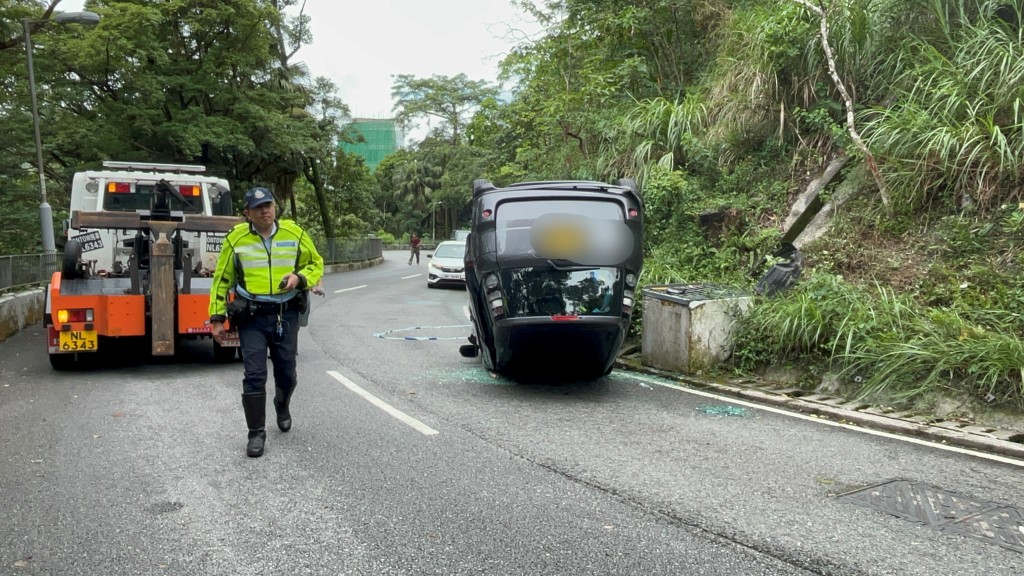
left=62, top=239, right=83, bottom=280
left=213, top=341, right=237, bottom=363
left=49, top=353, right=77, bottom=371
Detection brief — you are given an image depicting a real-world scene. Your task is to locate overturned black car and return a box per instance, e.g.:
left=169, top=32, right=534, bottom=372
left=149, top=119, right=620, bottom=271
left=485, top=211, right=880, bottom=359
left=460, top=179, right=644, bottom=380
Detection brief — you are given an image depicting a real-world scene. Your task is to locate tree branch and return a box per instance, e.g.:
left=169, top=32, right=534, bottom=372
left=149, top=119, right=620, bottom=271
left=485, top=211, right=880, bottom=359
left=794, top=0, right=890, bottom=208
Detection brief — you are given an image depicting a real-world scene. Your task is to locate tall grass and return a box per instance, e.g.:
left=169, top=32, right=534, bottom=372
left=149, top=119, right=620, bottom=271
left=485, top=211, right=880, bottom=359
left=863, top=1, right=1024, bottom=211
left=733, top=270, right=1024, bottom=408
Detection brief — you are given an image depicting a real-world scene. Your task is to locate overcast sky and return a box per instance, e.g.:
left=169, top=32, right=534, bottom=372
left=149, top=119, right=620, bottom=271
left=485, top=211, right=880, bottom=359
left=61, top=0, right=542, bottom=138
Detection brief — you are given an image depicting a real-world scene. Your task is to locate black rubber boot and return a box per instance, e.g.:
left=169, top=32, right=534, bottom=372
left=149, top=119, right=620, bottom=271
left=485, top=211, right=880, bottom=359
left=274, top=386, right=295, bottom=432
left=242, top=392, right=266, bottom=457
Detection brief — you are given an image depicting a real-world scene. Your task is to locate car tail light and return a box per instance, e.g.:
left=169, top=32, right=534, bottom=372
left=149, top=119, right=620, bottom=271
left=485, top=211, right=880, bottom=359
left=107, top=182, right=131, bottom=193
left=179, top=185, right=201, bottom=197
left=551, top=314, right=579, bottom=321
left=57, top=309, right=93, bottom=323
left=484, top=274, right=499, bottom=291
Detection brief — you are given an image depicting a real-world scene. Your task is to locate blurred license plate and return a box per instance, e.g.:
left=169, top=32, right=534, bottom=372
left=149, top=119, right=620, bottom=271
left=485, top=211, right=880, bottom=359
left=59, top=330, right=97, bottom=351
left=536, top=225, right=584, bottom=259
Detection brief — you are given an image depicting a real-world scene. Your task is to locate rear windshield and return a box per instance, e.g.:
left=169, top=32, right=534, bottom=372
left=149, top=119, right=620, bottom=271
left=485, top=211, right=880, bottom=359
left=495, top=199, right=623, bottom=257
left=102, top=183, right=204, bottom=214
left=499, top=267, right=622, bottom=318
left=433, top=243, right=466, bottom=258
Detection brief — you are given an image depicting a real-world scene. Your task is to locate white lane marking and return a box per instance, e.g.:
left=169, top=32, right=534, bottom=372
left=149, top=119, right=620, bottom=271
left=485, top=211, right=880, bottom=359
left=622, top=372, right=1024, bottom=468
left=333, top=284, right=367, bottom=294
left=327, top=370, right=439, bottom=436
left=402, top=274, right=421, bottom=280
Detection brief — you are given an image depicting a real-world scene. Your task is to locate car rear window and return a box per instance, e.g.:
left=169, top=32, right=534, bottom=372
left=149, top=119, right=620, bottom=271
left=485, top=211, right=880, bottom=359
left=499, top=267, right=622, bottom=318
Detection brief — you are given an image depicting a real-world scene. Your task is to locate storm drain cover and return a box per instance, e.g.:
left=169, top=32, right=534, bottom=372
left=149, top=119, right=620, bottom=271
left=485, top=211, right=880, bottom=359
left=838, top=480, right=1024, bottom=553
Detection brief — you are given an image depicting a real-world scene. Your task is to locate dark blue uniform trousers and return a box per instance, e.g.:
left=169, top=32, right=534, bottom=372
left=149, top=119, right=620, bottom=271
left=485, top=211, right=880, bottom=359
left=239, top=308, right=300, bottom=395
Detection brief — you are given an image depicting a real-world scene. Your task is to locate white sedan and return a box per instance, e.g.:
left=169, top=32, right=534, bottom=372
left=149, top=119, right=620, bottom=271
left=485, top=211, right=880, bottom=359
left=426, top=241, right=467, bottom=288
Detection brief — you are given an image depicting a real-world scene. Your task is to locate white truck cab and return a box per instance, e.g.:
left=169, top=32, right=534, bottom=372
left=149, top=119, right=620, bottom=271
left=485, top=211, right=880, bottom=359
left=66, top=161, right=233, bottom=274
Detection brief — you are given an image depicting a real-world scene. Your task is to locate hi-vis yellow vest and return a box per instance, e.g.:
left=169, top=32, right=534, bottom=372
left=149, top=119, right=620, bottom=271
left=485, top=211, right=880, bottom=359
left=208, top=219, right=324, bottom=320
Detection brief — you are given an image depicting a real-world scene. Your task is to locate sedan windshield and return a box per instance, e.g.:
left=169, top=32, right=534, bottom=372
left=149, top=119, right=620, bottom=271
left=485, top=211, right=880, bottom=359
left=433, top=243, right=466, bottom=258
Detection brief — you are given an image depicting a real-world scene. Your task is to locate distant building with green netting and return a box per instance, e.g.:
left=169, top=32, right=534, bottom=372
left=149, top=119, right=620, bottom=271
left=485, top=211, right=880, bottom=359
left=340, top=118, right=403, bottom=172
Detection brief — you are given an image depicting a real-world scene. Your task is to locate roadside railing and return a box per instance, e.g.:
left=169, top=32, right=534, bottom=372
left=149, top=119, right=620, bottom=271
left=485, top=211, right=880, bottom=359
left=1, top=238, right=382, bottom=293
left=0, top=253, right=59, bottom=293
left=318, top=237, right=383, bottom=265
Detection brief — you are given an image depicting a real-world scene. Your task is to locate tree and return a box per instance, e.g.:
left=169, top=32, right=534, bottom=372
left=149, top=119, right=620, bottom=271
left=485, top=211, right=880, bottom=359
left=391, top=73, right=499, bottom=146
left=302, top=76, right=352, bottom=238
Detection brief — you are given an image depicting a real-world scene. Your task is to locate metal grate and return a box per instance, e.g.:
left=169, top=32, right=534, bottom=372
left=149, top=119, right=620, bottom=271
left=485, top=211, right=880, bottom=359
left=838, top=480, right=1024, bottom=553
left=643, top=283, right=749, bottom=304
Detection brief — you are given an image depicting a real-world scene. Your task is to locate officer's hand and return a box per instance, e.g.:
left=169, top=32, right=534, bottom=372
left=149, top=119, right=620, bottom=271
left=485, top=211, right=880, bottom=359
left=278, top=273, right=300, bottom=292
left=211, top=321, right=226, bottom=344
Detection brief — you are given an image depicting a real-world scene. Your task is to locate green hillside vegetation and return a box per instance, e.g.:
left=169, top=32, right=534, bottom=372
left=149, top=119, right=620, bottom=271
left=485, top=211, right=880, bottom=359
left=3, top=0, right=1024, bottom=416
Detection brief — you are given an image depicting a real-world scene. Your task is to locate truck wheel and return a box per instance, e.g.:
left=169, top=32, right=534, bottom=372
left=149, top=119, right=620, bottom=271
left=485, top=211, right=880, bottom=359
left=62, top=239, right=83, bottom=280
left=49, top=353, right=77, bottom=371
left=213, top=341, right=236, bottom=363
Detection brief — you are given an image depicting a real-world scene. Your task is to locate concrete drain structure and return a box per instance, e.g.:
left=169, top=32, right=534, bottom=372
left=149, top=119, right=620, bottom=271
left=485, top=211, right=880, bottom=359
left=838, top=480, right=1024, bottom=553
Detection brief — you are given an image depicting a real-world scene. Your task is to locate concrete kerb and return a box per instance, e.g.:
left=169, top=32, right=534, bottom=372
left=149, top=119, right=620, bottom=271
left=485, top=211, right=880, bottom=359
left=0, top=257, right=385, bottom=345
left=615, top=358, right=1024, bottom=461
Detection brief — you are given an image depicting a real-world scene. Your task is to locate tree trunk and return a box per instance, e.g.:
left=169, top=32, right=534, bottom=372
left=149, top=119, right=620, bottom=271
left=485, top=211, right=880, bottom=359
left=311, top=160, right=334, bottom=239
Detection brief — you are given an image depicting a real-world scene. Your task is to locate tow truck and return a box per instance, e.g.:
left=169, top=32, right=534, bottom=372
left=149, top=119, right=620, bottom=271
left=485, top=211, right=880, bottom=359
left=44, top=161, right=242, bottom=370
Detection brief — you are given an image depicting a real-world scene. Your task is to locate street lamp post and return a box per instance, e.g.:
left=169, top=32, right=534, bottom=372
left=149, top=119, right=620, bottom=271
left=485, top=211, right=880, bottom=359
left=23, top=11, right=101, bottom=254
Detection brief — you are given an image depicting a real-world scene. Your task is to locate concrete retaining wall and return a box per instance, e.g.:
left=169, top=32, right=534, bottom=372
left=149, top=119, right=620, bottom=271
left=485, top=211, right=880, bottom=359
left=0, top=257, right=385, bottom=345
left=0, top=288, right=45, bottom=344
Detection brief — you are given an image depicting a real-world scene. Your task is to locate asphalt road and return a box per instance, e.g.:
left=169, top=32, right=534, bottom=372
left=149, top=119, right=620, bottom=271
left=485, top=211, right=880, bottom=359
left=1, top=250, right=1022, bottom=575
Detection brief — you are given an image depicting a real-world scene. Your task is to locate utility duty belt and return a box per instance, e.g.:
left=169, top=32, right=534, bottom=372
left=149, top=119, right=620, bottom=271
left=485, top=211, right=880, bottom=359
left=248, top=300, right=289, bottom=315
left=226, top=296, right=303, bottom=327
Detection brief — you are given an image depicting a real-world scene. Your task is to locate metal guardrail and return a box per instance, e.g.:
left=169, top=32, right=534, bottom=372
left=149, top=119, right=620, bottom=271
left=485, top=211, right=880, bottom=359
left=1, top=238, right=382, bottom=293
left=318, top=237, right=383, bottom=265
left=0, top=253, right=59, bottom=293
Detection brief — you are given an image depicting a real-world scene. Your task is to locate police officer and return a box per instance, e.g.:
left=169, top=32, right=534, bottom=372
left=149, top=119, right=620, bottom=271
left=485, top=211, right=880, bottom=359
left=208, top=187, right=324, bottom=457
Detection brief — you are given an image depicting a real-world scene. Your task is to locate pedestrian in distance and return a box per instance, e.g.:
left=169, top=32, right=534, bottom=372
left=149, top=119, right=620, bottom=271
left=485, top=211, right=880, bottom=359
left=208, top=187, right=324, bottom=458
left=408, top=232, right=422, bottom=265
